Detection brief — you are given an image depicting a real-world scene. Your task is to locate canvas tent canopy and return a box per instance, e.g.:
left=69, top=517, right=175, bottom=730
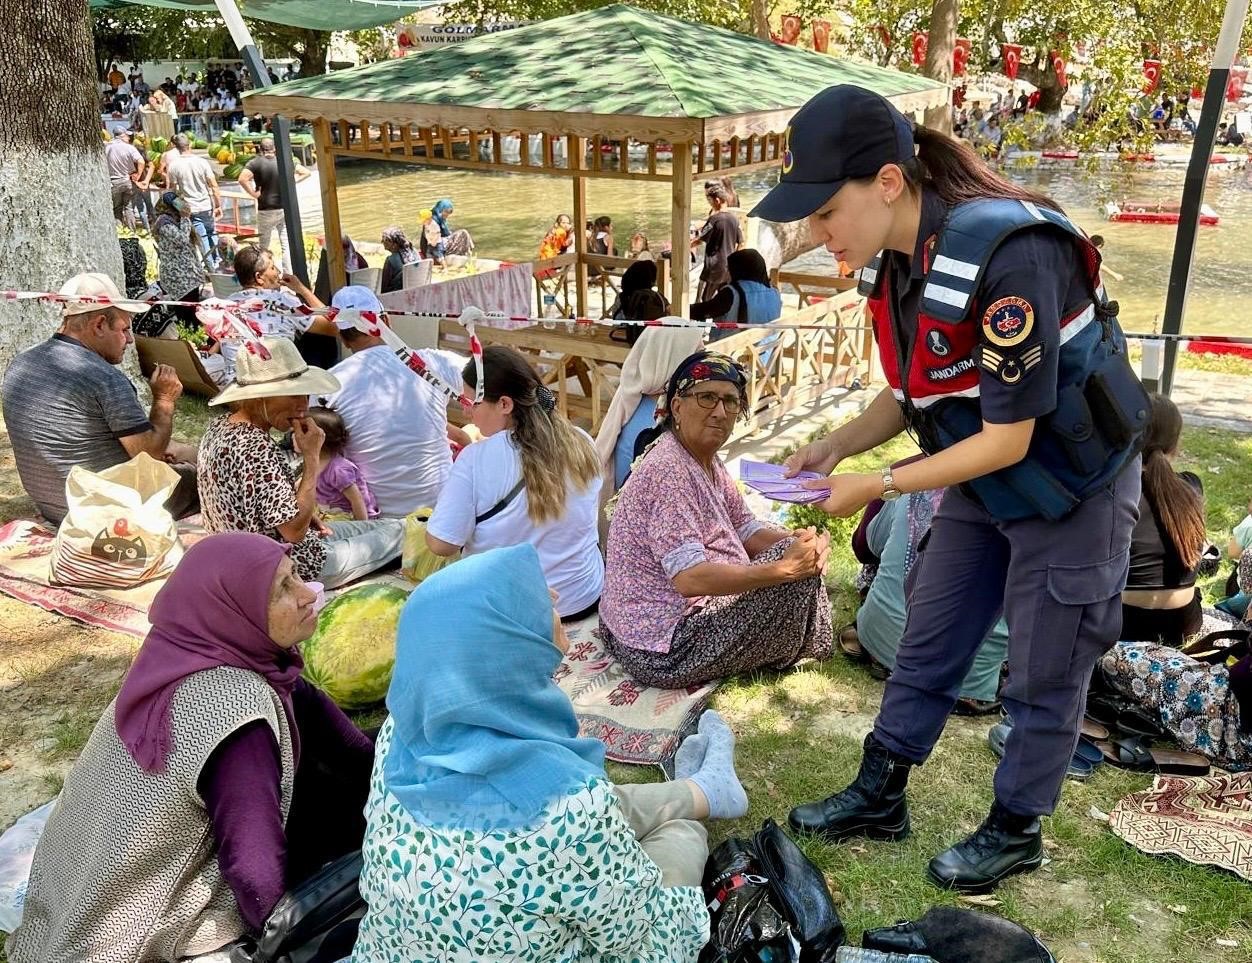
left=246, top=4, right=947, bottom=309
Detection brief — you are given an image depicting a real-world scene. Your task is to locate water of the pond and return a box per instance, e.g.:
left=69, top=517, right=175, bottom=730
left=333, top=158, right=1252, bottom=337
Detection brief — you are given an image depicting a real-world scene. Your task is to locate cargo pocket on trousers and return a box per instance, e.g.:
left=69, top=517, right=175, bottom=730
left=1030, top=548, right=1130, bottom=687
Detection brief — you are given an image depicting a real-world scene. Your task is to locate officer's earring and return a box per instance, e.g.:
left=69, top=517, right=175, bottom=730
left=884, top=193, right=893, bottom=208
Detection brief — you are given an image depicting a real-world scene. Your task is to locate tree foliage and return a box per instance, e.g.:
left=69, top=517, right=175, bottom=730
left=90, top=7, right=331, bottom=77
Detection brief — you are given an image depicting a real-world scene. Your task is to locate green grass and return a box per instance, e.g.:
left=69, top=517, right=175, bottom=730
left=619, top=417, right=1252, bottom=960
left=3, top=410, right=1247, bottom=963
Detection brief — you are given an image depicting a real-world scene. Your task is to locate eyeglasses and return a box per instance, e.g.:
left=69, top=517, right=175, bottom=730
left=683, top=390, right=742, bottom=414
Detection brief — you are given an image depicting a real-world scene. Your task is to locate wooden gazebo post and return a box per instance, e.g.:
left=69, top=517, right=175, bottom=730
left=670, top=142, right=693, bottom=314
left=312, top=118, right=346, bottom=291
left=567, top=134, right=589, bottom=317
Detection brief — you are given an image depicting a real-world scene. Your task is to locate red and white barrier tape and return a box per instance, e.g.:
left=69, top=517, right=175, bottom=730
left=7, top=289, right=1248, bottom=411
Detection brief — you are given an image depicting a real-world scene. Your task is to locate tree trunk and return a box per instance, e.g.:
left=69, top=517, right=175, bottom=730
left=752, top=218, right=819, bottom=270
left=0, top=0, right=129, bottom=374
left=922, top=0, right=958, bottom=134
left=298, top=29, right=329, bottom=75
left=749, top=0, right=771, bottom=41
left=1019, top=48, right=1066, bottom=114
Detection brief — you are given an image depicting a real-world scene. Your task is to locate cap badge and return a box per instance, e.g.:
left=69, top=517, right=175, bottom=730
left=782, top=126, right=795, bottom=175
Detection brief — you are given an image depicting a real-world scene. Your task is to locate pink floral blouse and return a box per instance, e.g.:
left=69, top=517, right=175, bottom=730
left=601, top=432, right=768, bottom=653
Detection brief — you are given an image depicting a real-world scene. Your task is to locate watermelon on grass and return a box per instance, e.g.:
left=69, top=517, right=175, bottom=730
left=301, top=584, right=408, bottom=709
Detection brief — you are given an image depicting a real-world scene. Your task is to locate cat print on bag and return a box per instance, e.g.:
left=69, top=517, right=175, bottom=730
left=91, top=521, right=148, bottom=568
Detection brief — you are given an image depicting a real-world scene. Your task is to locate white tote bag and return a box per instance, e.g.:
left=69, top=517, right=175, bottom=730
left=49, top=452, right=183, bottom=589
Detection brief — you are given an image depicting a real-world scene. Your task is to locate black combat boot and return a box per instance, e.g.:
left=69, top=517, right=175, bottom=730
left=788, top=734, right=912, bottom=841
left=926, top=799, right=1044, bottom=893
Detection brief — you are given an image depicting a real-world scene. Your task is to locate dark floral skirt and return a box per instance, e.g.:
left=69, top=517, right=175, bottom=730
left=601, top=539, right=833, bottom=689
left=1100, top=638, right=1252, bottom=770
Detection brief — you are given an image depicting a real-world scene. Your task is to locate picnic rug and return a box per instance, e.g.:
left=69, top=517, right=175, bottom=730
left=1109, top=772, right=1252, bottom=880
left=0, top=520, right=713, bottom=766
left=558, top=617, right=717, bottom=767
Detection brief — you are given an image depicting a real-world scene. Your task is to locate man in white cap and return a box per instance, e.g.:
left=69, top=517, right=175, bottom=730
left=316, top=286, right=470, bottom=517
left=1, top=273, right=199, bottom=525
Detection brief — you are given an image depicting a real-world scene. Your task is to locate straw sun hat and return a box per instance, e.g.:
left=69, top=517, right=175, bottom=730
left=210, top=336, right=340, bottom=406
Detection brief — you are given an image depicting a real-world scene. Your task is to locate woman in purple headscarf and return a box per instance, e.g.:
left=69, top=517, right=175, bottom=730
left=9, top=533, right=375, bottom=963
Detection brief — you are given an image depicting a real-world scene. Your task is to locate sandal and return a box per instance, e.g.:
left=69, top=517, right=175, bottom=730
left=838, top=625, right=865, bottom=661
left=988, top=723, right=1099, bottom=780
left=1095, top=735, right=1210, bottom=776
left=1073, top=737, right=1105, bottom=768
left=1081, top=717, right=1111, bottom=742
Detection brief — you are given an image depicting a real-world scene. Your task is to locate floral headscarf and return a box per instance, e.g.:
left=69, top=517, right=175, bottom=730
left=662, top=350, right=748, bottom=422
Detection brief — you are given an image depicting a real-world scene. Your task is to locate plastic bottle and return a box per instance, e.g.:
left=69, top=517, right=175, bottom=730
left=542, top=293, right=559, bottom=329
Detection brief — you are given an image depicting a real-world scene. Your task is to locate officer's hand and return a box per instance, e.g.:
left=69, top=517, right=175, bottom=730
left=149, top=364, right=183, bottom=404
left=804, top=472, right=880, bottom=518
left=778, top=528, right=821, bottom=581
left=783, top=435, right=841, bottom=478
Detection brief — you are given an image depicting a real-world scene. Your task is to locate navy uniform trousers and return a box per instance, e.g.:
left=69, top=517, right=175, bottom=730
left=872, top=458, right=1141, bottom=816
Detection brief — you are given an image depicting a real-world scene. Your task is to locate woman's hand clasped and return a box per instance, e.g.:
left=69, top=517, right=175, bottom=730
left=778, top=527, right=831, bottom=581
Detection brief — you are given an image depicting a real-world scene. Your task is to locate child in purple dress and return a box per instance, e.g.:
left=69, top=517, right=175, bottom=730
left=307, top=407, right=379, bottom=521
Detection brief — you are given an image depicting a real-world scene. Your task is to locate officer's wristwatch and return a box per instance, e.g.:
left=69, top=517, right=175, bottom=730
left=880, top=466, right=902, bottom=501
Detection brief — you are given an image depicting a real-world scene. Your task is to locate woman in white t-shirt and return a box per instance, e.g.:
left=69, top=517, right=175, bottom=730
left=426, top=346, right=604, bottom=619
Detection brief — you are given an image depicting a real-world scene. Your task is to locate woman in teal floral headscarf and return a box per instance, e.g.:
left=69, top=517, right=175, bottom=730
left=351, top=543, right=751, bottom=963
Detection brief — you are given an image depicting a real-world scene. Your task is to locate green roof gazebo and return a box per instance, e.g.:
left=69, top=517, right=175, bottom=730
left=246, top=4, right=946, bottom=312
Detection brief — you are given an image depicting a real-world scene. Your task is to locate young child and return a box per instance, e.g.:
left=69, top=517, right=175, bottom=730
left=306, top=407, right=379, bottom=521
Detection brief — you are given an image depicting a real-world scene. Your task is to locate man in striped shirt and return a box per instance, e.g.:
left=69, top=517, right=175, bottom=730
left=2, top=273, right=198, bottom=525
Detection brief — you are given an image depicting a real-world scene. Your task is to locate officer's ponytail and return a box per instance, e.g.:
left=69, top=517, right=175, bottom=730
left=901, top=126, right=1060, bottom=212
left=1140, top=394, right=1206, bottom=569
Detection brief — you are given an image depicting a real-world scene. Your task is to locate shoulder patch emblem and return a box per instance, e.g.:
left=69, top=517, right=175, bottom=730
left=981, top=296, right=1035, bottom=347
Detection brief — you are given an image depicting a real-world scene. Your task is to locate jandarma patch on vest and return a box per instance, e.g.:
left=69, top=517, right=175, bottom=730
left=981, top=344, right=1044, bottom=384
left=925, top=329, right=952, bottom=357
left=926, top=357, right=976, bottom=381
left=981, top=296, right=1035, bottom=347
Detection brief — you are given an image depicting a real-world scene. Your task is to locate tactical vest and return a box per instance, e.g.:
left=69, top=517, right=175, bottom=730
left=858, top=198, right=1149, bottom=522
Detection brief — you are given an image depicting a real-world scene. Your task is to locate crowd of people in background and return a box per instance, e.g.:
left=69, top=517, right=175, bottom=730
left=101, top=62, right=255, bottom=131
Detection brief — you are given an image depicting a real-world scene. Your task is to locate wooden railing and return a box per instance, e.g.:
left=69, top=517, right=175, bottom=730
left=771, top=268, right=859, bottom=307
left=714, top=287, right=873, bottom=441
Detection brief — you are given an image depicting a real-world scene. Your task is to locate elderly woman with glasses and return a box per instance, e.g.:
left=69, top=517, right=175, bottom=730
left=600, top=351, right=833, bottom=689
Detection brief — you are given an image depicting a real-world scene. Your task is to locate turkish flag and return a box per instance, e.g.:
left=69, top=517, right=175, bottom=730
left=1051, top=50, right=1068, bottom=88
left=1142, top=59, right=1161, bottom=94
left=812, top=19, right=831, bottom=54
left=912, top=32, right=928, bottom=68
left=779, top=14, right=802, bottom=45
left=1227, top=66, right=1248, bottom=102
left=953, top=38, right=972, bottom=76
left=1002, top=43, right=1022, bottom=81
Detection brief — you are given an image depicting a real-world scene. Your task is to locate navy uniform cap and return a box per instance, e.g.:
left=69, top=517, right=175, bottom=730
left=750, top=85, right=917, bottom=223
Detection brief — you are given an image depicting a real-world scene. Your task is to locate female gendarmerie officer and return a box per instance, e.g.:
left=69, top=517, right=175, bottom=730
left=753, top=86, right=1149, bottom=894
